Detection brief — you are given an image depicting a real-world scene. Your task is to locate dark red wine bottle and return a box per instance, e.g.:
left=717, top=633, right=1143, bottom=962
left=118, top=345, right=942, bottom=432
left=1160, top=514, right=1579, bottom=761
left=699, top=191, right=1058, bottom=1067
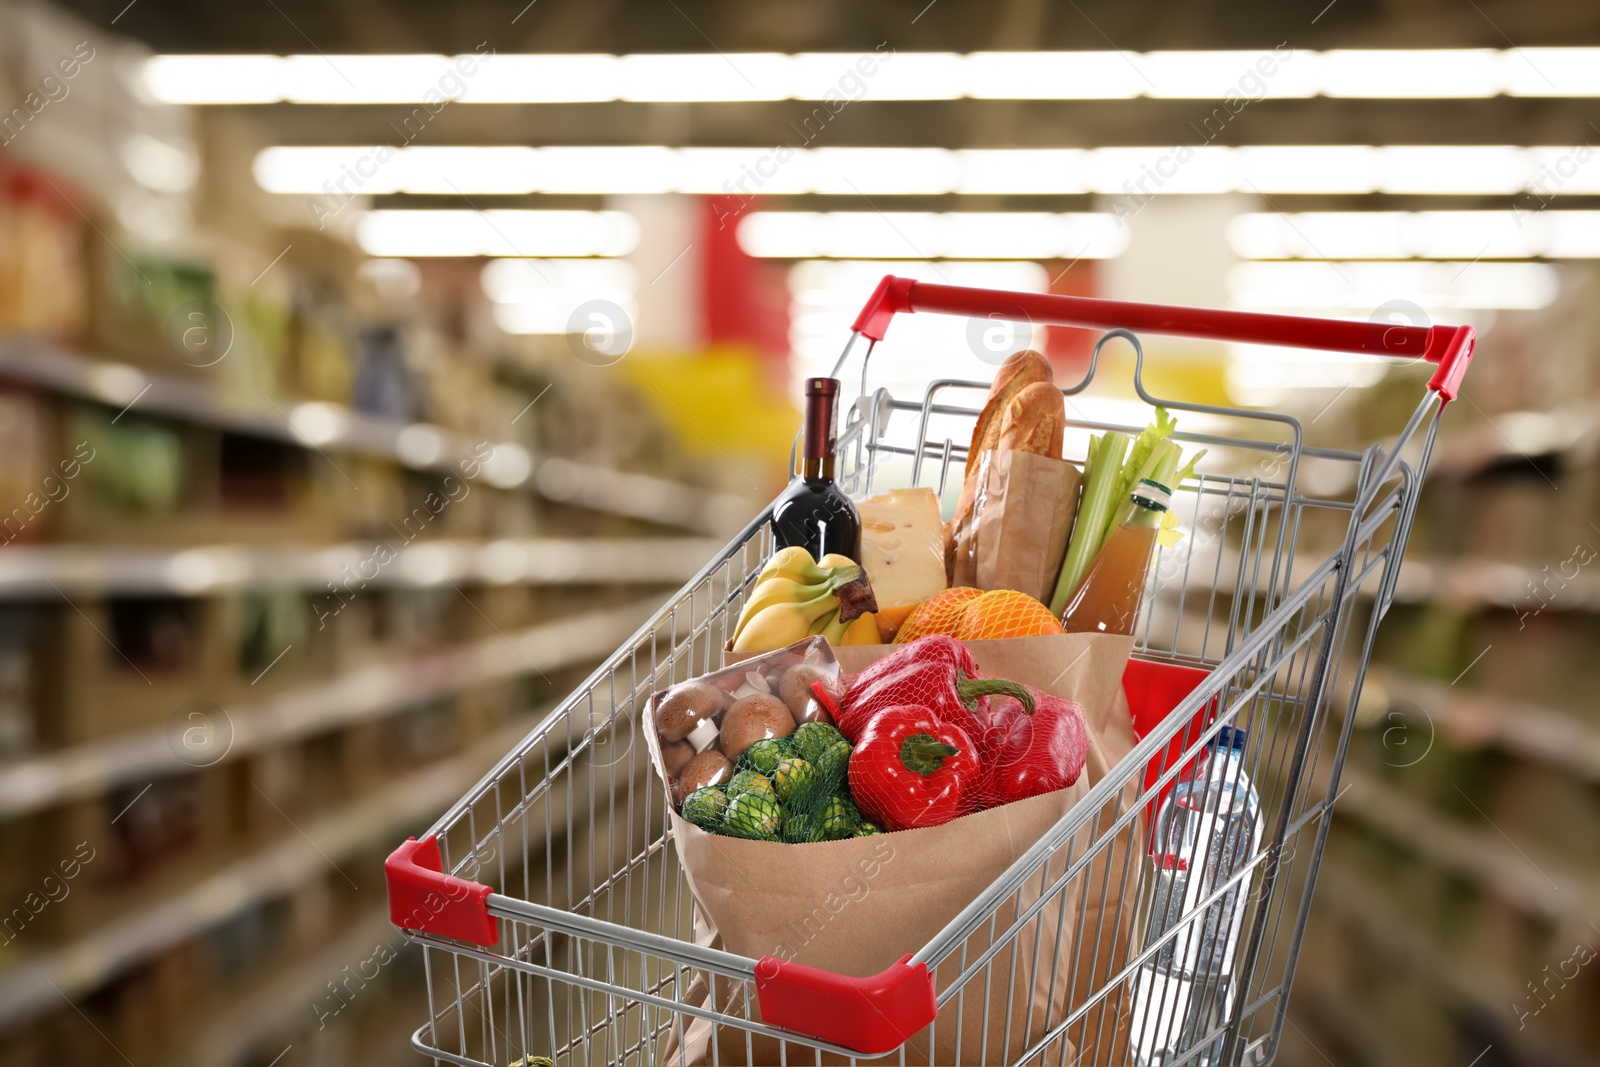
left=771, top=378, right=860, bottom=559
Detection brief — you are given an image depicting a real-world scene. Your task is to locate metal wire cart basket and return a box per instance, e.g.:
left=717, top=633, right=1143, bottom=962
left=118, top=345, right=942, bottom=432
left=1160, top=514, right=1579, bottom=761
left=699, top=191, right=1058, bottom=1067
left=384, top=276, right=1476, bottom=1066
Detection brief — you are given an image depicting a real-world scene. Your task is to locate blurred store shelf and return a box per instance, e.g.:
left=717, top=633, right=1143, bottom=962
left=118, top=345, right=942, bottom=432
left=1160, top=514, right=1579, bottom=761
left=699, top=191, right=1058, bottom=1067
left=1373, top=669, right=1600, bottom=783
left=1311, top=868, right=1515, bottom=1051
left=0, top=596, right=659, bottom=819
left=174, top=907, right=400, bottom=1067
left=1428, top=402, right=1600, bottom=477
left=1207, top=544, right=1600, bottom=611
left=1387, top=554, right=1600, bottom=610
left=534, top=458, right=757, bottom=534
left=0, top=335, right=502, bottom=471
left=1310, top=864, right=1596, bottom=1067
left=0, top=536, right=720, bottom=597
left=0, top=711, right=584, bottom=1027
left=0, top=337, right=755, bottom=535
left=1336, top=768, right=1596, bottom=930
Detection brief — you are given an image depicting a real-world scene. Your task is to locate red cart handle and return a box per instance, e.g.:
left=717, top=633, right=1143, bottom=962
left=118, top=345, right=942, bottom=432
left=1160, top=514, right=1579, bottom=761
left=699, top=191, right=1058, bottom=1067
left=755, top=952, right=936, bottom=1055
left=385, top=835, right=500, bottom=946
left=850, top=275, right=1476, bottom=403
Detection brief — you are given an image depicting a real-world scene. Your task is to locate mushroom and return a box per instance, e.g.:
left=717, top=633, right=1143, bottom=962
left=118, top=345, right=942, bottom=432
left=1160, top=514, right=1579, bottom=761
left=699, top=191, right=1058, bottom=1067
left=660, top=739, right=695, bottom=778
left=654, top=681, right=724, bottom=743
left=719, top=693, right=796, bottom=761
left=795, top=697, right=836, bottom=726
left=675, top=748, right=732, bottom=802
left=777, top=664, right=837, bottom=720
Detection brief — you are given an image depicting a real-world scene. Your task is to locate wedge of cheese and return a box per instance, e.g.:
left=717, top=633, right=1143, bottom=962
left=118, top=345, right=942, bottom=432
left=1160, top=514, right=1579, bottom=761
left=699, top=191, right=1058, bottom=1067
left=857, top=487, right=947, bottom=641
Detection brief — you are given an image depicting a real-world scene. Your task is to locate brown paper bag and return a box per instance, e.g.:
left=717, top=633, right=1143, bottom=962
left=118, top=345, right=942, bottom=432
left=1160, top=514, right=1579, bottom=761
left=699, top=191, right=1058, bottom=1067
left=952, top=449, right=1081, bottom=604
left=660, top=633, right=1144, bottom=1066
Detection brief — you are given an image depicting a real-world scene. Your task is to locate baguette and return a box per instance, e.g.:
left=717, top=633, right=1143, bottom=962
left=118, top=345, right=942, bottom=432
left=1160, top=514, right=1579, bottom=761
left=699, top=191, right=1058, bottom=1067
left=948, top=350, right=1054, bottom=576
left=996, top=381, right=1065, bottom=458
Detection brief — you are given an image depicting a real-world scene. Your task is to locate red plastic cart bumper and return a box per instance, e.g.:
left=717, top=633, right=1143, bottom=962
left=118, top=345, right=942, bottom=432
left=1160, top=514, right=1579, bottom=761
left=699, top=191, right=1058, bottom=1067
left=385, top=835, right=500, bottom=947
left=755, top=952, right=937, bottom=1056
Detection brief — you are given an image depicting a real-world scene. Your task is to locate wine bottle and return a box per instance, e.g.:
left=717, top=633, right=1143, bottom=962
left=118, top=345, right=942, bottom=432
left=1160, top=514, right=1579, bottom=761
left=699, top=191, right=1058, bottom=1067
left=771, top=377, right=860, bottom=559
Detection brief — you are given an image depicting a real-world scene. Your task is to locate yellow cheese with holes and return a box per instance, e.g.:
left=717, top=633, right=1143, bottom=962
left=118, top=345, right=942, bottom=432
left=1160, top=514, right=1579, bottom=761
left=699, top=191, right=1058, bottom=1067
left=857, top=487, right=947, bottom=641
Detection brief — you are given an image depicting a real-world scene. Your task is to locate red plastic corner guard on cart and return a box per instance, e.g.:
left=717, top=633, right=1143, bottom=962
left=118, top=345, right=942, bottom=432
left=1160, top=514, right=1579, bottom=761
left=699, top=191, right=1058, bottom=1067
left=1123, top=657, right=1217, bottom=840
left=755, top=952, right=936, bottom=1056
left=385, top=835, right=500, bottom=947
left=850, top=275, right=1477, bottom=403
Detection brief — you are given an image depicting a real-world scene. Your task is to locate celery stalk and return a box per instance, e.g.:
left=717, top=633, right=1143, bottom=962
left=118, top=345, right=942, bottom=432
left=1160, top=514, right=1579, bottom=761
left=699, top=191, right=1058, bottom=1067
left=1117, top=408, right=1177, bottom=503
left=1050, top=431, right=1129, bottom=614
left=1106, top=437, right=1181, bottom=537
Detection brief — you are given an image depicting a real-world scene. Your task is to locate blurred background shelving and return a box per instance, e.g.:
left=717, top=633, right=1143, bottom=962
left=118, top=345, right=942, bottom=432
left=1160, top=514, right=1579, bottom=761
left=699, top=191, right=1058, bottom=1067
left=1, top=0, right=1598, bottom=1064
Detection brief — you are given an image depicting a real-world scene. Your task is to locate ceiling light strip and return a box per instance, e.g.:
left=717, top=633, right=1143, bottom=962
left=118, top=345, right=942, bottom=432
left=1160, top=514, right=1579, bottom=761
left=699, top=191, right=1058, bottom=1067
left=1228, top=210, right=1600, bottom=259
left=146, top=49, right=1600, bottom=104
left=255, top=145, right=1600, bottom=199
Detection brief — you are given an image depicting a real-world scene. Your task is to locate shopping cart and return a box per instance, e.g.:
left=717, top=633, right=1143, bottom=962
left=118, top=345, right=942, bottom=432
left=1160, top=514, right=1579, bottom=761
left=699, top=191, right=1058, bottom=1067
left=385, top=276, right=1475, bottom=1066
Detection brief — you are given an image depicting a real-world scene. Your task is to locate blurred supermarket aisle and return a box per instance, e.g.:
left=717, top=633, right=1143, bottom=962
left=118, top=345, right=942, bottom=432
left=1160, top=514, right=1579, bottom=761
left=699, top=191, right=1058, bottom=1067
left=0, top=0, right=1598, bottom=1064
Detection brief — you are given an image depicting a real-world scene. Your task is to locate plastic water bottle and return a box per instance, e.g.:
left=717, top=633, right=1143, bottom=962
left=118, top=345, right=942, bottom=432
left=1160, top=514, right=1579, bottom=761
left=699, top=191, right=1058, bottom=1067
left=1131, top=726, right=1264, bottom=1065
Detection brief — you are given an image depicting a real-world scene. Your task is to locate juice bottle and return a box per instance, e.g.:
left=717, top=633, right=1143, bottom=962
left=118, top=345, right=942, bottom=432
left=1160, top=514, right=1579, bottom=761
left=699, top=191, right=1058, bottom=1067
left=1060, top=479, right=1170, bottom=635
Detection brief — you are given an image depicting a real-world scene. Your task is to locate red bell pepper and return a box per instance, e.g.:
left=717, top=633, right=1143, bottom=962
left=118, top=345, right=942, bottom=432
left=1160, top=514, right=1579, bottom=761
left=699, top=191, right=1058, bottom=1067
left=971, top=687, right=1089, bottom=806
left=848, top=704, right=980, bottom=831
left=836, top=635, right=1033, bottom=742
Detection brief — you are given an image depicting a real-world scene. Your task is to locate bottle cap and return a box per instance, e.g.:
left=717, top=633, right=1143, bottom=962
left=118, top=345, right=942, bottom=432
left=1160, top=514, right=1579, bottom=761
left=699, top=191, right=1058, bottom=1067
left=1131, top=478, right=1172, bottom=512
left=1215, top=725, right=1247, bottom=751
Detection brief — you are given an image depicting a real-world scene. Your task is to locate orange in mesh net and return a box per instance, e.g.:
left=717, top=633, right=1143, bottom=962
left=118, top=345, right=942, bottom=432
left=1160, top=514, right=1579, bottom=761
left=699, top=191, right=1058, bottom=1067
left=893, top=587, right=982, bottom=643
left=956, top=589, right=1063, bottom=641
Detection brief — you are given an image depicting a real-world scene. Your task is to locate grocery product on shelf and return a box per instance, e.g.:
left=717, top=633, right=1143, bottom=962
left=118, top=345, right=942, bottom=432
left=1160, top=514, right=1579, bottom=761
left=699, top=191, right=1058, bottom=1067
left=352, top=324, right=415, bottom=422
left=72, top=407, right=185, bottom=515
left=1061, top=479, right=1173, bottom=636
left=87, top=240, right=219, bottom=372
left=0, top=161, right=87, bottom=340
left=855, top=487, right=946, bottom=641
left=288, top=282, right=356, bottom=404
left=771, top=376, right=860, bottom=559
left=0, top=388, right=57, bottom=546
left=0, top=605, right=38, bottom=758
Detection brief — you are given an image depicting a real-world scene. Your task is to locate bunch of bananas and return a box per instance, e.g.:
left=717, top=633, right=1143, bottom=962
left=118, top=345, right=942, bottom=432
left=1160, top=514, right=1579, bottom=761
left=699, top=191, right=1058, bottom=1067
left=730, top=547, right=880, bottom=652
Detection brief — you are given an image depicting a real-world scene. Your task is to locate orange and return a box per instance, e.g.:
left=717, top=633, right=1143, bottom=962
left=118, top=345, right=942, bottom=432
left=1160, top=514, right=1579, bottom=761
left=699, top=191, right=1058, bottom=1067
left=893, top=587, right=983, bottom=643
left=956, top=589, right=1063, bottom=641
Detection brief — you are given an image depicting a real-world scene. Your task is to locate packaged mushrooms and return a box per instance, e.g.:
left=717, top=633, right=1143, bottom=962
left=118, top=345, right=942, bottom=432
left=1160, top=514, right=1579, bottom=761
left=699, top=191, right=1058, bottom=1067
left=642, top=637, right=848, bottom=823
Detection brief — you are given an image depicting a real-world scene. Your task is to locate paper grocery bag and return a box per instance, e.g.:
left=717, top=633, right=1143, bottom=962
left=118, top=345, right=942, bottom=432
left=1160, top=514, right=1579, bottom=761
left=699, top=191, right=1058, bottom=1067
left=952, top=449, right=1081, bottom=604
left=661, top=633, right=1143, bottom=1066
